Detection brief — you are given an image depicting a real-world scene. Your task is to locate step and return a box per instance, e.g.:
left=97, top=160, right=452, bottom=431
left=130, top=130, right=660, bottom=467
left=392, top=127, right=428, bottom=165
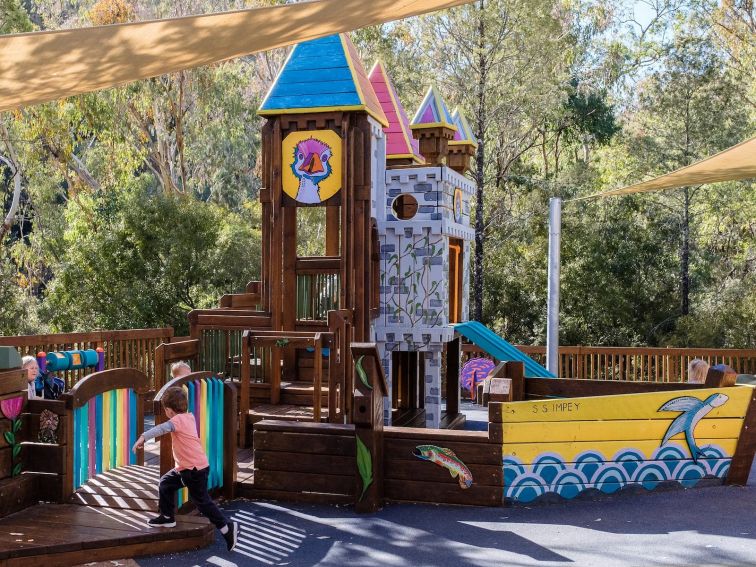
left=248, top=404, right=329, bottom=425
left=280, top=381, right=328, bottom=406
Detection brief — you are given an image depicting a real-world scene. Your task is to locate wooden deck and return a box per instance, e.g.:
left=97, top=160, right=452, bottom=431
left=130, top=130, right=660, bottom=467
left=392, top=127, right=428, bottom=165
left=70, top=465, right=160, bottom=511
left=0, top=501, right=212, bottom=566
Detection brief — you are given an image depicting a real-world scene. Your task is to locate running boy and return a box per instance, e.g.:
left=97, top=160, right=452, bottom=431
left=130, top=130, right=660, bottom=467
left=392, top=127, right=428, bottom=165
left=132, top=386, right=238, bottom=550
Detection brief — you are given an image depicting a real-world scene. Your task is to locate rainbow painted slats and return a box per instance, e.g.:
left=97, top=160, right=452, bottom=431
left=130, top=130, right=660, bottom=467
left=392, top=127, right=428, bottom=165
left=72, top=387, right=138, bottom=490
left=177, top=377, right=225, bottom=508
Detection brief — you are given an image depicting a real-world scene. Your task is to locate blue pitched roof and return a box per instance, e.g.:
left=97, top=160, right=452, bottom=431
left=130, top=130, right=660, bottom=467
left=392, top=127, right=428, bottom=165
left=258, top=34, right=387, bottom=125
left=454, top=321, right=555, bottom=378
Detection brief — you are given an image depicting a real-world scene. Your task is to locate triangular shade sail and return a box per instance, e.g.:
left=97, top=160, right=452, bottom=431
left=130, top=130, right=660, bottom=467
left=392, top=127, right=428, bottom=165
left=259, top=34, right=387, bottom=126
left=579, top=135, right=756, bottom=200
left=0, top=0, right=471, bottom=112
left=368, top=61, right=422, bottom=162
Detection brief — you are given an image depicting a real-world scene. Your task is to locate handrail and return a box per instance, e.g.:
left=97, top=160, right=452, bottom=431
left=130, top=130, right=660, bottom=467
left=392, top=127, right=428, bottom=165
left=295, top=256, right=341, bottom=274
left=328, top=309, right=352, bottom=422
left=462, top=343, right=756, bottom=380
left=0, top=328, right=173, bottom=389
left=154, top=339, right=200, bottom=392
left=62, top=368, right=150, bottom=409
left=60, top=368, right=148, bottom=498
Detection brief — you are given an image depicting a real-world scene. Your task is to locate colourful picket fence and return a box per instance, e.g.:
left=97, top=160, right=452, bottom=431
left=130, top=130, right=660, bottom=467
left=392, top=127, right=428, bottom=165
left=72, top=387, right=140, bottom=489
left=177, top=376, right=225, bottom=506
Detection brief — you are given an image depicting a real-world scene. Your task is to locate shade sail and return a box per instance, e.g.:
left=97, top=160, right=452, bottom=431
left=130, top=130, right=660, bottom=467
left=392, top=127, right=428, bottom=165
left=0, top=0, right=471, bottom=113
left=576, top=135, right=756, bottom=200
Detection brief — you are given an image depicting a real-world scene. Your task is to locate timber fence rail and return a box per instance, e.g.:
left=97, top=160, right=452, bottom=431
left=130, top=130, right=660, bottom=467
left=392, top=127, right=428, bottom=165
left=462, top=344, right=756, bottom=382
left=0, top=328, right=174, bottom=389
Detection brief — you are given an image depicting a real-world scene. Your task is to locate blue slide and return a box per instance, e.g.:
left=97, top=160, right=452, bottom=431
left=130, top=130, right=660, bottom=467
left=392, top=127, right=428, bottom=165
left=453, top=321, right=556, bottom=378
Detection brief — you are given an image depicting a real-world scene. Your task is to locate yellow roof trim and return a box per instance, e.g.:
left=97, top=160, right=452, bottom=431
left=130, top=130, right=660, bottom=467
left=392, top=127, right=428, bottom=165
left=410, top=121, right=456, bottom=130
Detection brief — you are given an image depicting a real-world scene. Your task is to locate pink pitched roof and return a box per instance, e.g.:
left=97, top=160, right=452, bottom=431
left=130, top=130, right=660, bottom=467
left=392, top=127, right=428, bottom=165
left=368, top=61, right=422, bottom=162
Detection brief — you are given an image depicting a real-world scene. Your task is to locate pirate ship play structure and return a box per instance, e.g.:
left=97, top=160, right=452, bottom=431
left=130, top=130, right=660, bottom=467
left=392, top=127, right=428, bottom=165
left=172, top=33, right=756, bottom=509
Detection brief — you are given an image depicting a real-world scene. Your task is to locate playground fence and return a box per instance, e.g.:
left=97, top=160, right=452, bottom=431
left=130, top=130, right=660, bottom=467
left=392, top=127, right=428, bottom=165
left=463, top=344, right=756, bottom=381
left=0, top=328, right=174, bottom=389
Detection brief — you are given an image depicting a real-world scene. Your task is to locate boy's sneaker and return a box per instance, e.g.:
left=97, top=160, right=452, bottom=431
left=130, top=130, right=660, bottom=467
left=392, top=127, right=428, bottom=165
left=148, top=514, right=176, bottom=528
left=223, top=521, right=239, bottom=551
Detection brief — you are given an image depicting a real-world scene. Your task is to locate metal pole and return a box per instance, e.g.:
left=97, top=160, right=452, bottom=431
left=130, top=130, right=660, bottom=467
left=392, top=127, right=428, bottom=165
left=546, top=197, right=562, bottom=375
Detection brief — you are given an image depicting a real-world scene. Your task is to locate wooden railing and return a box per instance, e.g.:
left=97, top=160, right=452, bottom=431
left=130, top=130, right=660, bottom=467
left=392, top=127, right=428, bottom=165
left=62, top=368, right=150, bottom=500
left=296, top=256, right=340, bottom=321
left=462, top=343, right=756, bottom=382
left=0, top=328, right=173, bottom=389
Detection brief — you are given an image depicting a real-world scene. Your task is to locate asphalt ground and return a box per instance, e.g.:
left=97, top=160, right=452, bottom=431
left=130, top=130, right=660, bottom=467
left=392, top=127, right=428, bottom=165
left=134, top=402, right=756, bottom=567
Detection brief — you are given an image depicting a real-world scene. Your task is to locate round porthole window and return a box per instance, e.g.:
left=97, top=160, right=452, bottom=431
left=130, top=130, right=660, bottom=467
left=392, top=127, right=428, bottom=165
left=392, top=193, right=418, bottom=220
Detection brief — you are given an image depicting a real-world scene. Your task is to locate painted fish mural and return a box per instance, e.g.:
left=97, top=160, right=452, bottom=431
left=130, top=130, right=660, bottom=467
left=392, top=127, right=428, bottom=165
left=658, top=393, right=729, bottom=461
left=414, top=445, right=473, bottom=489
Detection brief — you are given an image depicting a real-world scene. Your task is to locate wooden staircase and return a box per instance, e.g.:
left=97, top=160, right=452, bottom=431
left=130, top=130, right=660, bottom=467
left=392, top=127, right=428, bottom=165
left=247, top=348, right=332, bottom=434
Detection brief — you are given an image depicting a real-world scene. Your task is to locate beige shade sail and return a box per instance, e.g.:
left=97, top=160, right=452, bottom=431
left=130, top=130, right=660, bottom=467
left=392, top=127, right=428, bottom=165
left=574, top=135, right=756, bottom=200
left=0, top=0, right=471, bottom=113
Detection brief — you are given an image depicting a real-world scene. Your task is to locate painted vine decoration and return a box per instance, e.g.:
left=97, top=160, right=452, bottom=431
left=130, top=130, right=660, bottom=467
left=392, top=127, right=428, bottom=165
left=381, top=230, right=445, bottom=330
left=1, top=395, right=25, bottom=477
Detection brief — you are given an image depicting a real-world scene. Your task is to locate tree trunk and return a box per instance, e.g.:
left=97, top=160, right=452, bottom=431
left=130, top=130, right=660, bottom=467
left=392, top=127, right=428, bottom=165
left=473, top=0, right=486, bottom=322
left=680, top=186, right=690, bottom=316
left=0, top=122, right=22, bottom=242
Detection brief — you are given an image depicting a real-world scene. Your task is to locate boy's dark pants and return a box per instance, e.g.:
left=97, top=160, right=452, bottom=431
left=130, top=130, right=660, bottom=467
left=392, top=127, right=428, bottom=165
left=158, top=467, right=228, bottom=529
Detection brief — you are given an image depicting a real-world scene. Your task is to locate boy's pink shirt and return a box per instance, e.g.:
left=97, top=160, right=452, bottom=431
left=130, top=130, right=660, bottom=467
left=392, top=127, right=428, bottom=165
left=169, top=412, right=209, bottom=471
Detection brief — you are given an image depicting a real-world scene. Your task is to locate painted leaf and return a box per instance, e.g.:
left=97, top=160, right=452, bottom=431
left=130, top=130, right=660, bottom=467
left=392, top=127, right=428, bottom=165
left=3, top=431, right=15, bottom=446
left=12, top=444, right=21, bottom=458
left=356, top=436, right=373, bottom=501
left=355, top=355, right=372, bottom=390
left=274, top=338, right=289, bottom=348
left=12, top=462, right=22, bottom=477
left=12, top=419, right=22, bottom=433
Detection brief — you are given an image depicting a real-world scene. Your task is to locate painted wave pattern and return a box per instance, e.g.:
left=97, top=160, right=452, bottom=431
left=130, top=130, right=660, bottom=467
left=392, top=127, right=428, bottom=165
left=503, top=444, right=731, bottom=503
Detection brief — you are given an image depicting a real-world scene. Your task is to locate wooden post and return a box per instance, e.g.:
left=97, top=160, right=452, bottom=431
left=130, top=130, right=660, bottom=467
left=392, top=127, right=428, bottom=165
left=727, top=387, right=756, bottom=485
left=351, top=343, right=387, bottom=513
left=223, top=382, right=238, bottom=500
left=445, top=338, right=461, bottom=416
left=313, top=335, right=322, bottom=423
left=326, top=206, right=340, bottom=256
left=239, top=333, right=250, bottom=448
left=505, top=361, right=525, bottom=402
left=155, top=399, right=173, bottom=480
left=63, top=400, right=74, bottom=502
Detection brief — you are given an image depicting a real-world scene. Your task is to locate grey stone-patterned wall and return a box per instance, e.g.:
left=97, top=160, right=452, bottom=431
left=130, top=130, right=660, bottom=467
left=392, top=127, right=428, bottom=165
left=372, top=165, right=475, bottom=428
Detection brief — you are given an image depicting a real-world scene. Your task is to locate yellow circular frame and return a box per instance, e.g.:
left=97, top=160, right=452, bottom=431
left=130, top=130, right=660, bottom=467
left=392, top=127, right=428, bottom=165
left=282, top=129, right=343, bottom=203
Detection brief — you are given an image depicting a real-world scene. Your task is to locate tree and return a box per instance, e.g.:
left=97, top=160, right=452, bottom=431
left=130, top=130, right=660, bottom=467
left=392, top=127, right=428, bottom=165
left=42, top=186, right=262, bottom=334
left=418, top=0, right=574, bottom=321
left=0, top=0, right=32, bottom=34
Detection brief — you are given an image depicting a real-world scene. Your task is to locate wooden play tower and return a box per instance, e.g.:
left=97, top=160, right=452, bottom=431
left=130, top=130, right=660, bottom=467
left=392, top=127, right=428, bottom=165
left=178, top=33, right=479, bottom=443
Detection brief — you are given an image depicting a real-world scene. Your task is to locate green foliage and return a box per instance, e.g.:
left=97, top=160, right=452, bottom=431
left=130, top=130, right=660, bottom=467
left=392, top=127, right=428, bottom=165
left=1, top=0, right=754, bottom=351
left=42, top=186, right=261, bottom=335
left=0, top=0, right=32, bottom=34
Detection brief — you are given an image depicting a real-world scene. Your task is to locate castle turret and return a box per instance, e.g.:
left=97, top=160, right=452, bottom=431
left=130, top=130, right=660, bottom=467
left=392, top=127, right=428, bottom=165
left=409, top=86, right=457, bottom=166
left=448, top=107, right=477, bottom=175
left=373, top=80, right=474, bottom=428
left=257, top=33, right=387, bottom=360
